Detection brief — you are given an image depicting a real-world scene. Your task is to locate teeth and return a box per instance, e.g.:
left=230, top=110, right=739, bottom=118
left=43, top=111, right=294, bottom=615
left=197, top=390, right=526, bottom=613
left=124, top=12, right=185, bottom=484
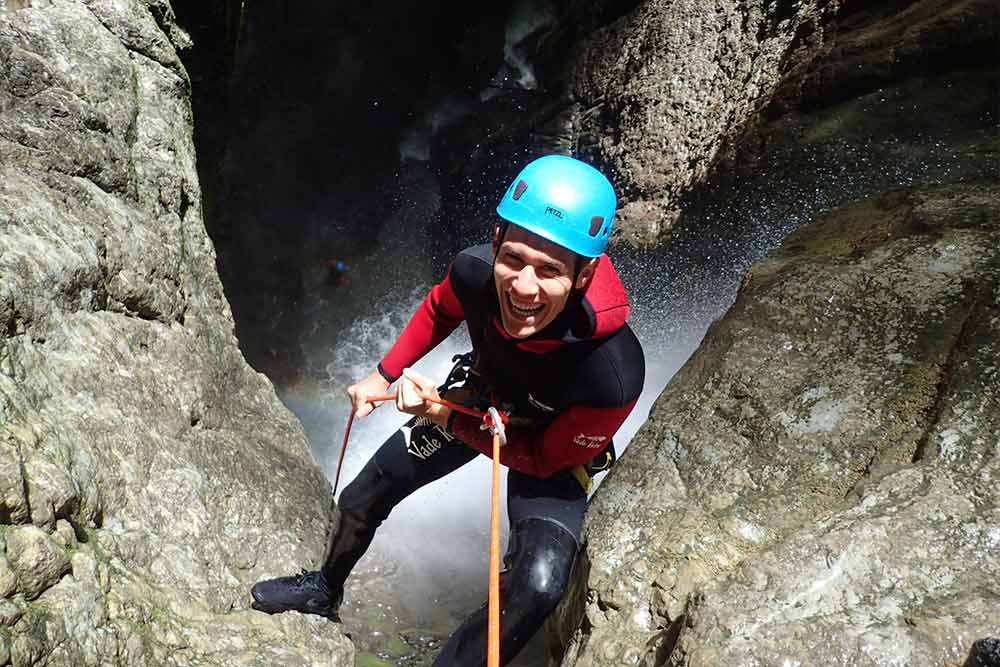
left=509, top=295, right=543, bottom=317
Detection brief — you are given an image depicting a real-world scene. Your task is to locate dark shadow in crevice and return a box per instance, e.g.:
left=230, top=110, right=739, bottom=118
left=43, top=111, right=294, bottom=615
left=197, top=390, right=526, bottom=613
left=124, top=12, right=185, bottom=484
left=965, top=638, right=1000, bottom=667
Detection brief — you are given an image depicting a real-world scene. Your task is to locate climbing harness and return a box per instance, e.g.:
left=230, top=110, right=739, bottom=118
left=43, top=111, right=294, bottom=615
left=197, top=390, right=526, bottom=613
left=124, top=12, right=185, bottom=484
left=571, top=441, right=617, bottom=494
left=333, top=387, right=508, bottom=666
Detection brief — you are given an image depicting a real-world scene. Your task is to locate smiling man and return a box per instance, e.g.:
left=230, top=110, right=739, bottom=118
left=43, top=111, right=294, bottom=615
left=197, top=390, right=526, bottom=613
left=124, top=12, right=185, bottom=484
left=251, top=155, right=645, bottom=666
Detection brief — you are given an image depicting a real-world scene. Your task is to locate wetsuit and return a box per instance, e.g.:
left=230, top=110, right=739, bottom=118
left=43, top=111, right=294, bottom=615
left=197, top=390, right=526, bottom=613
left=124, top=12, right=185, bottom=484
left=328, top=244, right=644, bottom=666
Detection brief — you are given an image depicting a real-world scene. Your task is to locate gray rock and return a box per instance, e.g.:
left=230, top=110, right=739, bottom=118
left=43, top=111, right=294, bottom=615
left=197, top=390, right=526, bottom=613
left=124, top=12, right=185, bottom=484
left=567, top=0, right=839, bottom=241
left=0, top=552, right=15, bottom=599
left=23, top=456, right=77, bottom=529
left=50, top=519, right=75, bottom=549
left=555, top=183, right=1000, bottom=665
left=565, top=0, right=999, bottom=244
left=0, top=1, right=351, bottom=665
left=0, top=440, right=28, bottom=525
left=4, top=525, right=69, bottom=600
left=679, top=459, right=1000, bottom=666
left=0, top=599, right=20, bottom=627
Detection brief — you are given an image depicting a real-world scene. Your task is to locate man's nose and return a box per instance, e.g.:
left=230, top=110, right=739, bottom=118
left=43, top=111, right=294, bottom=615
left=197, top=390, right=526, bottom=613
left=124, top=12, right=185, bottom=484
left=512, top=265, right=539, bottom=294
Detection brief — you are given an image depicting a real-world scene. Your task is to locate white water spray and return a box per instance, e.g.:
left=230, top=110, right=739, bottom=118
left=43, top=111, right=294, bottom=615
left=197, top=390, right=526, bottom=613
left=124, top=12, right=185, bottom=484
left=491, top=0, right=556, bottom=92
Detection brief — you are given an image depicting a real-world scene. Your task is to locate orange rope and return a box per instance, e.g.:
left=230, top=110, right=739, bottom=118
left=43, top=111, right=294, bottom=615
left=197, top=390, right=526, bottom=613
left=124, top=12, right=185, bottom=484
left=333, top=389, right=505, bottom=664
left=488, top=428, right=501, bottom=667
left=332, top=409, right=355, bottom=496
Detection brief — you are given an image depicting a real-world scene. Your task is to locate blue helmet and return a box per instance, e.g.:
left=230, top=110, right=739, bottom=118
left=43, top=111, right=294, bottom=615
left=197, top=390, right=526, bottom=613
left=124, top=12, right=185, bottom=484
left=496, top=155, right=616, bottom=258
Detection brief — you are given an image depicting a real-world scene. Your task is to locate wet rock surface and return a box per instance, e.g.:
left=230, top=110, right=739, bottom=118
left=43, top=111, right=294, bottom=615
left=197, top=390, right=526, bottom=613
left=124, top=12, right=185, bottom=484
left=563, top=0, right=842, bottom=242
left=769, top=0, right=998, bottom=115
left=434, top=0, right=998, bottom=248
left=0, top=1, right=350, bottom=665
left=553, top=182, right=1000, bottom=665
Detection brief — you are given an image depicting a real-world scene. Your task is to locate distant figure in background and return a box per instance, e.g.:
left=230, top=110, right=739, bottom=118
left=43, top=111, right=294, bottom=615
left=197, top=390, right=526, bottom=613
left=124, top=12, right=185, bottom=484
left=325, top=258, right=347, bottom=286
left=252, top=155, right=645, bottom=666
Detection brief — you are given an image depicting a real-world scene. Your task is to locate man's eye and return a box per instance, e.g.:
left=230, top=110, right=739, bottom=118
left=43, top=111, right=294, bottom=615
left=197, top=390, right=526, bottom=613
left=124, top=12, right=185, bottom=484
left=541, top=265, right=562, bottom=277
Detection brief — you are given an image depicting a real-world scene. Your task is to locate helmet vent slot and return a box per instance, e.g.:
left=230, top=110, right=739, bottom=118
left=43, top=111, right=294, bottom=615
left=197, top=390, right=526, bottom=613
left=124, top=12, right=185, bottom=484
left=512, top=180, right=529, bottom=201
left=589, top=216, right=604, bottom=236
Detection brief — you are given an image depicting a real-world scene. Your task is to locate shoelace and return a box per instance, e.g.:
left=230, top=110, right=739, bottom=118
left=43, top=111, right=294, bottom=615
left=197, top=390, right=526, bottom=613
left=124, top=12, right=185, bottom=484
left=293, top=569, right=316, bottom=587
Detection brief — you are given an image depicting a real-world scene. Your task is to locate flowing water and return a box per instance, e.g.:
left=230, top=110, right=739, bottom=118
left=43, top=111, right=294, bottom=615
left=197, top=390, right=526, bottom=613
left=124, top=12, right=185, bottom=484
left=274, top=70, right=995, bottom=666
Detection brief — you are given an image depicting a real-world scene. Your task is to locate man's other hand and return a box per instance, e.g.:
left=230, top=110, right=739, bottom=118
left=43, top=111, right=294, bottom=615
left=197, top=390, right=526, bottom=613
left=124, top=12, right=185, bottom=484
left=347, top=370, right=392, bottom=418
left=396, top=368, right=450, bottom=427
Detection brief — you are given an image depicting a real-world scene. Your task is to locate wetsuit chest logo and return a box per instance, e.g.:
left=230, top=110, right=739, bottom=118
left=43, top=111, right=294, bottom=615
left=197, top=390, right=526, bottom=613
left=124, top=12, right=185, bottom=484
left=573, top=434, right=607, bottom=449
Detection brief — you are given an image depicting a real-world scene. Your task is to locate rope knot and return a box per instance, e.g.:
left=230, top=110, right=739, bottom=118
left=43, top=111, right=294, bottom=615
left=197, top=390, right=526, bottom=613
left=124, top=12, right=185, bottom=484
left=484, top=407, right=507, bottom=446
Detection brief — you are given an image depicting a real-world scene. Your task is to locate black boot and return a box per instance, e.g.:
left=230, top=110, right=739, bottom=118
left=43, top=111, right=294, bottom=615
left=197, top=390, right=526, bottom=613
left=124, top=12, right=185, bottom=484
left=250, top=569, right=341, bottom=620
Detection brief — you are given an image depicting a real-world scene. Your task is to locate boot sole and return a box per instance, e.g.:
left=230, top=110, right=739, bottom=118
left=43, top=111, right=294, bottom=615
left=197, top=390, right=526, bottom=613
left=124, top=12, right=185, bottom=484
left=250, top=593, right=340, bottom=622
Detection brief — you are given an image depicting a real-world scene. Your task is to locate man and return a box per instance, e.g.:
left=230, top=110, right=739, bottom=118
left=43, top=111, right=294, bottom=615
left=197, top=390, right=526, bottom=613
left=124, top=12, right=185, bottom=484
left=251, top=154, right=645, bottom=666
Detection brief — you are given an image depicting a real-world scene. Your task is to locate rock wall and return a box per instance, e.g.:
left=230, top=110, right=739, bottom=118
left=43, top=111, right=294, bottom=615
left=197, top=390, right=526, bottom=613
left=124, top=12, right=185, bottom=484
left=433, top=0, right=851, bottom=246
left=0, top=1, right=350, bottom=665
left=570, top=0, right=999, bottom=244
left=767, top=0, right=998, bottom=115
left=552, top=183, right=999, bottom=665
left=563, top=0, right=842, bottom=243
left=542, top=2, right=999, bottom=662
left=434, top=0, right=998, bottom=248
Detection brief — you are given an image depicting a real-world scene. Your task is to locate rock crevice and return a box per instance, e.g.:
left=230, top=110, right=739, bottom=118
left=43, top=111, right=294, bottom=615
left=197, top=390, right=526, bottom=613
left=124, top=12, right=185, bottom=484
left=911, top=274, right=997, bottom=463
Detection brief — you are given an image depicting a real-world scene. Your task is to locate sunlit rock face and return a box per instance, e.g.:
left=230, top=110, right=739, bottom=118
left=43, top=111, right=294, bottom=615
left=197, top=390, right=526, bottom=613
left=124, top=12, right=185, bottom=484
left=552, top=183, right=1000, bottom=665
left=0, top=2, right=349, bottom=665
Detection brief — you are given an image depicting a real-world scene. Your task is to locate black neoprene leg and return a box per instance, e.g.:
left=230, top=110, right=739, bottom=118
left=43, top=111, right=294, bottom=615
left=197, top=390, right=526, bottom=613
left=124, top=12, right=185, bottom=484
left=321, top=416, right=478, bottom=595
left=433, top=468, right=586, bottom=666
left=432, top=517, right=580, bottom=666
left=320, top=463, right=389, bottom=596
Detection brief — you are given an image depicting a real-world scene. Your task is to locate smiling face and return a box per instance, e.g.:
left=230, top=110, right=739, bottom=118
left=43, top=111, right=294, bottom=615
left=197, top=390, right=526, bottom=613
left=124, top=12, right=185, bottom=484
left=493, top=224, right=596, bottom=339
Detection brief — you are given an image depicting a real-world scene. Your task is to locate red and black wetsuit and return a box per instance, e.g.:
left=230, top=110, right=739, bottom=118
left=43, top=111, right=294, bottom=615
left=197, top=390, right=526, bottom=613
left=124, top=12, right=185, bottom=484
left=330, top=244, right=645, bottom=667
left=377, top=243, right=645, bottom=478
